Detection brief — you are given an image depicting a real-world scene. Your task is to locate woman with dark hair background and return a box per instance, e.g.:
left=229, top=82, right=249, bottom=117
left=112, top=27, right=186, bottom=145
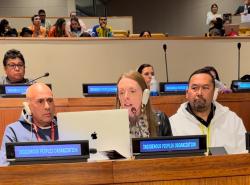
left=0, top=19, right=10, bottom=36
left=69, top=17, right=81, bottom=37
left=139, top=30, right=151, bottom=38
left=206, top=3, right=222, bottom=28
left=48, top=18, right=67, bottom=37
left=137, top=64, right=154, bottom=88
left=203, top=66, right=232, bottom=100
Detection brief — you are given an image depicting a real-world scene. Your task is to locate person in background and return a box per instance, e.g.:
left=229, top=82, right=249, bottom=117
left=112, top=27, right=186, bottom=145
left=48, top=18, right=67, bottom=37
left=116, top=71, right=172, bottom=138
left=4, top=28, right=18, bottom=37
left=28, top=14, right=46, bottom=37
left=206, top=3, right=222, bottom=28
left=68, top=17, right=82, bottom=37
left=203, top=66, right=232, bottom=97
left=235, top=0, right=250, bottom=15
left=209, top=17, right=225, bottom=36
left=0, top=49, right=32, bottom=84
left=0, top=19, right=10, bottom=36
left=20, top=27, right=33, bottom=37
left=92, top=17, right=113, bottom=37
left=139, top=30, right=151, bottom=38
left=137, top=64, right=154, bottom=88
left=65, top=11, right=86, bottom=37
left=169, top=68, right=246, bottom=154
left=38, top=9, right=51, bottom=36
left=0, top=83, right=58, bottom=166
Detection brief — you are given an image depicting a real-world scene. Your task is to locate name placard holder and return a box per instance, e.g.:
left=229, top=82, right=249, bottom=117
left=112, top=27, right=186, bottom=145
left=231, top=80, right=250, bottom=92
left=82, top=83, right=117, bottom=97
left=132, top=135, right=207, bottom=159
left=159, top=82, right=188, bottom=95
left=6, top=140, right=89, bottom=165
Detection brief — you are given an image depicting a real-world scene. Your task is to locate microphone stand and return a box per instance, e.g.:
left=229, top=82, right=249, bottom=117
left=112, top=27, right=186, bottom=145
left=163, top=44, right=168, bottom=82
left=26, top=73, right=49, bottom=84
left=237, top=42, right=241, bottom=80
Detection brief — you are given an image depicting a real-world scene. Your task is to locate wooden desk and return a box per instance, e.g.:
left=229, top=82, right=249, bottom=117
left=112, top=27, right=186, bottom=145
left=0, top=161, right=113, bottom=185
left=0, top=93, right=250, bottom=145
left=1, top=154, right=250, bottom=185
left=113, top=154, right=250, bottom=185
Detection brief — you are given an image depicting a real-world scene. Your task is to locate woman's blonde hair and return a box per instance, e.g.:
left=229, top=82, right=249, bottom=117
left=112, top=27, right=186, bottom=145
left=116, top=71, right=157, bottom=136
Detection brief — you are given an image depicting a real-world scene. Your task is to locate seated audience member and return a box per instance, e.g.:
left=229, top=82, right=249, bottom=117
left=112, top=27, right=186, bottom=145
left=0, top=49, right=32, bottom=84
left=38, top=9, right=51, bottom=36
left=209, top=17, right=225, bottom=36
left=0, top=83, right=58, bottom=166
left=137, top=64, right=154, bottom=88
left=116, top=71, right=172, bottom=138
left=241, top=74, right=250, bottom=80
left=139, top=30, right=151, bottom=38
left=92, top=17, right=113, bottom=37
left=4, top=28, right=18, bottom=37
left=65, top=11, right=86, bottom=37
left=169, top=68, right=246, bottom=154
left=68, top=17, right=82, bottom=37
left=206, top=3, right=222, bottom=28
left=235, top=0, right=250, bottom=15
left=0, top=19, right=10, bottom=36
left=20, top=27, right=33, bottom=37
left=28, top=14, right=46, bottom=37
left=203, top=66, right=232, bottom=96
left=48, top=18, right=67, bottom=37
left=80, top=31, right=91, bottom=37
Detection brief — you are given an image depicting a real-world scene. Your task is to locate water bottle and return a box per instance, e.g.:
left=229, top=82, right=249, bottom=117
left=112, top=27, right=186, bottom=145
left=150, top=76, right=159, bottom=96
left=244, top=4, right=248, bottom=14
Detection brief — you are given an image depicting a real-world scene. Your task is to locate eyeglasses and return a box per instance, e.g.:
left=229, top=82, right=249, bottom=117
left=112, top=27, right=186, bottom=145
left=100, top=18, right=107, bottom=21
left=6, top=64, right=25, bottom=69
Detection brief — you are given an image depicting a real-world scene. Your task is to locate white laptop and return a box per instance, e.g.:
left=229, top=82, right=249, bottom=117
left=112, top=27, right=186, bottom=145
left=57, top=109, right=131, bottom=160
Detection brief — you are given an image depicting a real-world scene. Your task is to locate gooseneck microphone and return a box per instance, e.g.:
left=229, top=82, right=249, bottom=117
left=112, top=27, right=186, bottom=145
left=131, top=107, right=137, bottom=116
left=26, top=72, right=50, bottom=84
left=163, top=44, right=169, bottom=82
left=237, top=42, right=241, bottom=80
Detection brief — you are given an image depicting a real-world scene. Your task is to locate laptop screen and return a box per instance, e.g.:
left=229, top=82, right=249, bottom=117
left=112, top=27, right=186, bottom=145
left=132, top=135, right=207, bottom=156
left=14, top=144, right=82, bottom=158
left=6, top=140, right=89, bottom=163
left=82, top=83, right=117, bottom=96
left=4, top=85, right=29, bottom=95
left=57, top=109, right=131, bottom=160
left=160, top=82, right=188, bottom=94
left=231, top=80, right=250, bottom=92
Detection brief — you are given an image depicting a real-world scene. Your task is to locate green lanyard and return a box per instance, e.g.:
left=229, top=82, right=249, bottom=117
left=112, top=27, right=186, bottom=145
left=200, top=124, right=211, bottom=153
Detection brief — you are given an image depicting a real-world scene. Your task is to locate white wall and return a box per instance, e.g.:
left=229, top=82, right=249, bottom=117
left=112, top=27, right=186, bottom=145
left=0, top=0, right=75, bottom=17
left=0, top=38, right=249, bottom=98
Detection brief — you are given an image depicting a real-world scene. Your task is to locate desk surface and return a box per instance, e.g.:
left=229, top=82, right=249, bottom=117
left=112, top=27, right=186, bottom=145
left=1, top=154, right=250, bottom=185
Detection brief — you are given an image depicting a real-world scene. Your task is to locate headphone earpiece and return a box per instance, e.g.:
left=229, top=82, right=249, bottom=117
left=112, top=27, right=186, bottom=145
left=23, top=102, right=31, bottom=116
left=142, top=89, right=150, bottom=106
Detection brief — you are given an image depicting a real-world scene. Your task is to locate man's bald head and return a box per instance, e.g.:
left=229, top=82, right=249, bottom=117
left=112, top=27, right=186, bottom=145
left=26, top=83, right=52, bottom=100
left=25, top=83, right=55, bottom=127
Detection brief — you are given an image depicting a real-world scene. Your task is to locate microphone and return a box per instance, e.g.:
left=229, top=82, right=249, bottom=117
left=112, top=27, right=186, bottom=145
left=26, top=72, right=49, bottom=84
left=163, top=44, right=167, bottom=52
left=131, top=107, right=137, bottom=116
left=163, top=44, right=169, bottom=82
left=237, top=42, right=241, bottom=80
left=237, top=42, right=241, bottom=50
